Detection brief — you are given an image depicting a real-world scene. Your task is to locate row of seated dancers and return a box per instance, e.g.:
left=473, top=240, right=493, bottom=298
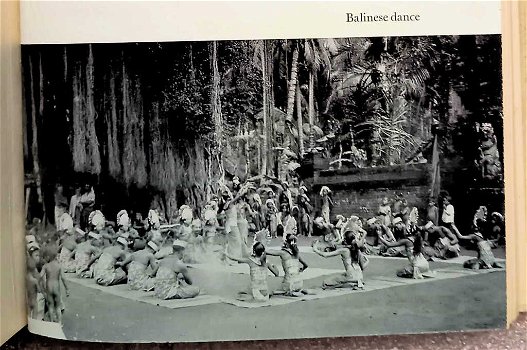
left=26, top=198, right=503, bottom=324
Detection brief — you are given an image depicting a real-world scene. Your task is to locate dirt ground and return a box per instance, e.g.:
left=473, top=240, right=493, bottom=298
left=60, top=239, right=507, bottom=343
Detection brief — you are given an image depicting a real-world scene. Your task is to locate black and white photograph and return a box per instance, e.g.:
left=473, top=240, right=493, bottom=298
left=22, top=35, right=506, bottom=342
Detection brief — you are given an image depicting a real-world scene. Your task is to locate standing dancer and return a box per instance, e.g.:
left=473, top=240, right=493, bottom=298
left=266, top=234, right=310, bottom=296
left=312, top=231, right=366, bottom=289
left=226, top=241, right=279, bottom=302
left=221, top=185, right=247, bottom=263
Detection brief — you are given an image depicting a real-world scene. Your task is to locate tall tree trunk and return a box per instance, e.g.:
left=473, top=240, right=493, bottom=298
left=29, top=56, right=45, bottom=222
left=211, top=41, right=223, bottom=179
left=285, top=46, right=299, bottom=123
left=296, top=82, right=304, bottom=158
left=308, top=70, right=315, bottom=149
left=261, top=40, right=272, bottom=176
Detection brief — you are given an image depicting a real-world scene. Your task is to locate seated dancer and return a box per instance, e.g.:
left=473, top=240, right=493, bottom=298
left=175, top=206, right=203, bottom=263
left=118, top=240, right=159, bottom=291
left=57, top=230, right=78, bottom=273
left=146, top=209, right=164, bottom=245
left=89, top=237, right=128, bottom=286
left=40, top=245, right=70, bottom=323
left=313, top=217, right=340, bottom=252
left=297, top=193, right=312, bottom=237
left=264, top=198, right=278, bottom=239
left=75, top=232, right=102, bottom=277
left=453, top=225, right=504, bottom=270
left=422, top=221, right=461, bottom=260
left=154, top=240, right=200, bottom=300
left=312, top=231, right=366, bottom=289
left=365, top=217, right=398, bottom=256
left=116, top=210, right=140, bottom=248
left=226, top=241, right=279, bottom=302
left=378, top=229, right=435, bottom=279
left=266, top=234, right=310, bottom=296
left=88, top=210, right=114, bottom=247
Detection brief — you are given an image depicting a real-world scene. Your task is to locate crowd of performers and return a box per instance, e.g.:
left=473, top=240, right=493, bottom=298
left=26, top=178, right=505, bottom=323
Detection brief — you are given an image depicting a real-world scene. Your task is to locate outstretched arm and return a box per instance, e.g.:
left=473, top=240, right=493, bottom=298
left=265, top=249, right=284, bottom=257
left=225, top=253, right=250, bottom=264
left=312, top=243, right=346, bottom=258
left=379, top=235, right=408, bottom=248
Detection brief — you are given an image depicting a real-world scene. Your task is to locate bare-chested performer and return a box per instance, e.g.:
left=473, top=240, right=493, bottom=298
left=423, top=221, right=461, bottom=260
left=116, top=210, right=140, bottom=248
left=57, top=231, right=78, bottom=273
left=154, top=240, right=200, bottom=300
left=40, top=246, right=70, bottom=323
left=227, top=241, right=279, bottom=302
left=312, top=231, right=366, bottom=289
left=88, top=210, right=114, bottom=247
left=89, top=237, right=128, bottom=286
left=266, top=234, right=310, bottom=296
left=75, top=232, right=102, bottom=277
left=118, top=241, right=159, bottom=291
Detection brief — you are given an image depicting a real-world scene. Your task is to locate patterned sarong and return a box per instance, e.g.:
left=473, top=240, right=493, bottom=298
left=93, top=253, right=127, bottom=286
left=154, top=266, right=200, bottom=300
left=127, top=261, right=155, bottom=291
left=58, top=247, right=76, bottom=273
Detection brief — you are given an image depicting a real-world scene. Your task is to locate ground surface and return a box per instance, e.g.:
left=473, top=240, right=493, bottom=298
left=52, top=237, right=507, bottom=343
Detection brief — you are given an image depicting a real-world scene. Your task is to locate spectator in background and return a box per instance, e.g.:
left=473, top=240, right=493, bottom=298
left=54, top=183, right=68, bottom=226
left=441, top=196, right=462, bottom=238
left=392, top=193, right=404, bottom=219
left=69, top=185, right=81, bottom=227
left=79, top=183, right=96, bottom=230
left=426, top=198, right=439, bottom=226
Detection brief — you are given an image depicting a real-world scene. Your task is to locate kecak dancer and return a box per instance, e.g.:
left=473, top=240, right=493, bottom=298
left=312, top=231, right=366, bottom=289
left=146, top=209, right=163, bottom=245
left=422, top=221, right=461, bottom=260
left=154, top=240, right=200, bottom=300
left=226, top=241, right=279, bottom=302
left=74, top=231, right=102, bottom=277
left=57, top=229, right=79, bottom=273
left=118, top=241, right=159, bottom=291
left=116, top=210, right=140, bottom=249
left=88, top=210, right=114, bottom=247
left=266, top=234, right=310, bottom=296
left=89, top=237, right=128, bottom=286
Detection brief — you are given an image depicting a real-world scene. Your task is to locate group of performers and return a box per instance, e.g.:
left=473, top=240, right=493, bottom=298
left=25, top=178, right=505, bottom=323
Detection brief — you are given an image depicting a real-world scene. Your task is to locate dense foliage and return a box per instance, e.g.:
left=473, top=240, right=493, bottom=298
left=22, top=35, right=503, bottom=222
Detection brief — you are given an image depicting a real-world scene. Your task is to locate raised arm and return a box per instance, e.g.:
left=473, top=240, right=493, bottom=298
left=225, top=253, right=251, bottom=264
left=265, top=249, right=285, bottom=257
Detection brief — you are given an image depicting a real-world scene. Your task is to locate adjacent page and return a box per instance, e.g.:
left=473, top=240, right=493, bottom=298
left=20, top=1, right=511, bottom=342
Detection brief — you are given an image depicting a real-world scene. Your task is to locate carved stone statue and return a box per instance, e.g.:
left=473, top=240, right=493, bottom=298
left=476, top=122, right=502, bottom=182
